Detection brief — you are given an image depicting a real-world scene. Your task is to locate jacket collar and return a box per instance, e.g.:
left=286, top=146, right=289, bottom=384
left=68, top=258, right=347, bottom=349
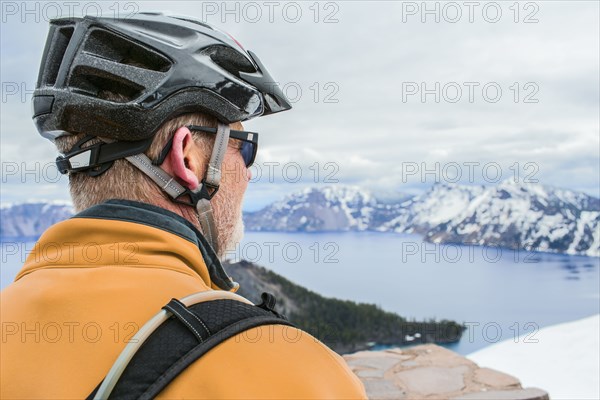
left=46, top=199, right=237, bottom=291
left=81, top=199, right=237, bottom=291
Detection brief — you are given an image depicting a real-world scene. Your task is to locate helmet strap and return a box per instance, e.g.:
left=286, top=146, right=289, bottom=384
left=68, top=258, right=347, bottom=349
left=120, top=122, right=231, bottom=256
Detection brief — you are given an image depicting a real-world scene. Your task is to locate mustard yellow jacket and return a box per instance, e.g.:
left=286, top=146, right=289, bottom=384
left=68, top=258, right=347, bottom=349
left=1, top=199, right=367, bottom=399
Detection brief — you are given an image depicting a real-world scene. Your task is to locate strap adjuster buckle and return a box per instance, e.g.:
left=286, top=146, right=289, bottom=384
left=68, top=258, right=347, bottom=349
left=55, top=148, right=94, bottom=174
left=55, top=156, right=71, bottom=175
left=200, top=179, right=219, bottom=200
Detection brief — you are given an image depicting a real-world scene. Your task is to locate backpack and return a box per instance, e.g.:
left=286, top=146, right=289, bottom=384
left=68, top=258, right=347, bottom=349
left=87, top=292, right=293, bottom=399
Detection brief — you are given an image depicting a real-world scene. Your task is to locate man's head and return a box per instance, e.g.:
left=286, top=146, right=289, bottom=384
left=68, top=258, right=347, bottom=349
left=54, top=112, right=250, bottom=258
left=36, top=13, right=291, bottom=257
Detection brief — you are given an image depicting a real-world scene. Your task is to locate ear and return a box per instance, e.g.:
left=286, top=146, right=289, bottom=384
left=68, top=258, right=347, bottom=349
left=162, top=126, right=200, bottom=190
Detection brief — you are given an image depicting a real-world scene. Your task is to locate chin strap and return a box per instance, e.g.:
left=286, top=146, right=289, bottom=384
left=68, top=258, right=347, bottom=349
left=114, top=123, right=231, bottom=256
left=186, top=122, right=231, bottom=256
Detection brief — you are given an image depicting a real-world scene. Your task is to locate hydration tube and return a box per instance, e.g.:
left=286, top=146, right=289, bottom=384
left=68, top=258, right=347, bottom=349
left=93, top=291, right=254, bottom=400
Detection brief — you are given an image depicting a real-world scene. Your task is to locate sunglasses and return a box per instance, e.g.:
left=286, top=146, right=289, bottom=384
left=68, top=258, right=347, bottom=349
left=187, top=125, right=258, bottom=168
left=153, top=125, right=259, bottom=168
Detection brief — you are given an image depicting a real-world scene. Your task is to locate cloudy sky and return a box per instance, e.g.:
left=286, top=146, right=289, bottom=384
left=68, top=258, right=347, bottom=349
left=1, top=1, right=598, bottom=211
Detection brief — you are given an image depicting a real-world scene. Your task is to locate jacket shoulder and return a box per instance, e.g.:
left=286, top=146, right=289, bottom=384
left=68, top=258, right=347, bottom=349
left=157, top=324, right=367, bottom=399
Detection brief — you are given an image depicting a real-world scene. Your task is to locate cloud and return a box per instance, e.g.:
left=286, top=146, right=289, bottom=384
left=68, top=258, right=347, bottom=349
left=1, top=1, right=598, bottom=207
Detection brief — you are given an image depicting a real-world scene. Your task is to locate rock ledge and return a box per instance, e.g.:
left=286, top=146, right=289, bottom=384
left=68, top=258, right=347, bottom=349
left=343, top=344, right=549, bottom=400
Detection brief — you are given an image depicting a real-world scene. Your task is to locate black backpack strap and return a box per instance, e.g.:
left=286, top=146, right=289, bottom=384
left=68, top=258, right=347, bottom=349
left=87, top=293, right=294, bottom=400
left=163, top=298, right=212, bottom=342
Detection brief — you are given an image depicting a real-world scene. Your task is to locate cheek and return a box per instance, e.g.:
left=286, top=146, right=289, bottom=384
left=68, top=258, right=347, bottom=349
left=222, top=152, right=249, bottom=189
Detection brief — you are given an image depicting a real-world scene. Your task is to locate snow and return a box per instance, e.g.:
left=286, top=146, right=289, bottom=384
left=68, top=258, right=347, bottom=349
left=568, top=211, right=600, bottom=257
left=425, top=193, right=468, bottom=224
left=535, top=214, right=565, bottom=238
left=457, top=223, right=478, bottom=234
left=262, top=181, right=600, bottom=256
left=1, top=199, right=73, bottom=210
left=468, top=315, right=600, bottom=400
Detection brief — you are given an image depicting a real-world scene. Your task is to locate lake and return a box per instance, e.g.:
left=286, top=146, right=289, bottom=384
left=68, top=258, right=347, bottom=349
left=2, top=231, right=599, bottom=355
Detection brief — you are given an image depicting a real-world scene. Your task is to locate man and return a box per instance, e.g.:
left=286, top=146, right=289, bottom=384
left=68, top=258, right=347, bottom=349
left=1, top=13, right=367, bottom=399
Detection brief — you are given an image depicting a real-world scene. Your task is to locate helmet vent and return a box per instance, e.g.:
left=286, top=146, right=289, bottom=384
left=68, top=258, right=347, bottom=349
left=201, top=45, right=256, bottom=75
left=84, top=29, right=171, bottom=73
left=69, top=67, right=144, bottom=102
left=40, top=26, right=74, bottom=87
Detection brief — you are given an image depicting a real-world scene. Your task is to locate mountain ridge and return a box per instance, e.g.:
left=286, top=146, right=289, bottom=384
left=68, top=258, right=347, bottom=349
left=2, top=181, right=598, bottom=257
left=244, top=181, right=600, bottom=257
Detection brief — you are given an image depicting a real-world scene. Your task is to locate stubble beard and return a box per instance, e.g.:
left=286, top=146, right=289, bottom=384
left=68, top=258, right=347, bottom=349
left=210, top=184, right=245, bottom=260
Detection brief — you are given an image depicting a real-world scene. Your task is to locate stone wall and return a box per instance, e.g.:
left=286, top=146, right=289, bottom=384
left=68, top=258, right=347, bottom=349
left=343, top=344, right=549, bottom=400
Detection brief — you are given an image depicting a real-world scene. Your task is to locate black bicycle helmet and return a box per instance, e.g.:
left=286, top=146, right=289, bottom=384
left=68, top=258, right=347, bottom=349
left=32, top=12, right=292, bottom=141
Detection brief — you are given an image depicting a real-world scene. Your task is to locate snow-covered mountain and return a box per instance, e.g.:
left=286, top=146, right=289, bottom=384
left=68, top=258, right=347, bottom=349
left=419, top=181, right=600, bottom=256
left=244, top=182, right=600, bottom=257
left=243, top=186, right=403, bottom=232
left=0, top=202, right=74, bottom=239
left=2, top=182, right=598, bottom=256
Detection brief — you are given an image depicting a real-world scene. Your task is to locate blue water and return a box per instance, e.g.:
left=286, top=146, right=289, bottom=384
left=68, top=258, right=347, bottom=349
left=233, top=232, right=600, bottom=354
left=2, top=232, right=599, bottom=355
